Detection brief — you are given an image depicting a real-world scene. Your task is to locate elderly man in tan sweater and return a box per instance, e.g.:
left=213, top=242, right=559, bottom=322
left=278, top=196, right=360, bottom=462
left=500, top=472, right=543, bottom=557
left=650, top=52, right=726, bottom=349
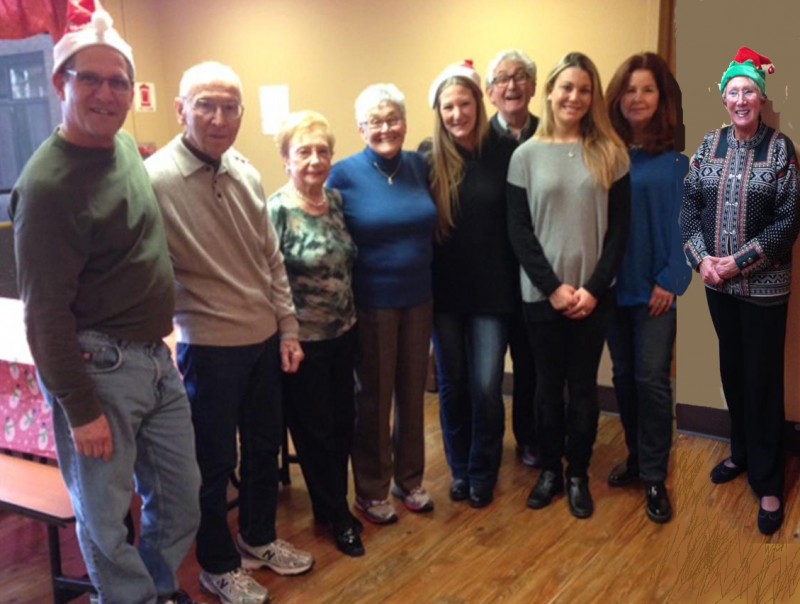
left=146, top=61, right=312, bottom=604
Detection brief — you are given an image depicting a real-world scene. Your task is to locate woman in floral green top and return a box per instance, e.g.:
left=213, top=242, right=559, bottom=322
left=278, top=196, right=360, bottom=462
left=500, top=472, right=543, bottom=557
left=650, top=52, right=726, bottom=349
left=268, top=111, right=361, bottom=556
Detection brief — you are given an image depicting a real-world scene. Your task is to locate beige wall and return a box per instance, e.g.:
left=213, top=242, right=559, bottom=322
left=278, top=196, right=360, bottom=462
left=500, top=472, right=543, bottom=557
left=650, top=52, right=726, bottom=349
left=110, top=0, right=660, bottom=195
left=675, top=0, right=800, bottom=420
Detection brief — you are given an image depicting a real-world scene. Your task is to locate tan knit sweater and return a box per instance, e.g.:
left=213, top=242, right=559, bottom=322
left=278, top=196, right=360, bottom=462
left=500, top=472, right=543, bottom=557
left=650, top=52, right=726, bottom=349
left=146, top=136, right=298, bottom=346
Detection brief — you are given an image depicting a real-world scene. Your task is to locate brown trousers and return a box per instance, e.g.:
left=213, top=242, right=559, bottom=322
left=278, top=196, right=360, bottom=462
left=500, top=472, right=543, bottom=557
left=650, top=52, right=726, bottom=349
left=351, top=301, right=433, bottom=500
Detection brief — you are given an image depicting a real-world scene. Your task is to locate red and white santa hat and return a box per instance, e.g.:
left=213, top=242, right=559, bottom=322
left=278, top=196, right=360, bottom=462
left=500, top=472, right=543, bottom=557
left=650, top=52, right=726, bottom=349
left=429, top=59, right=482, bottom=109
left=52, top=0, right=135, bottom=75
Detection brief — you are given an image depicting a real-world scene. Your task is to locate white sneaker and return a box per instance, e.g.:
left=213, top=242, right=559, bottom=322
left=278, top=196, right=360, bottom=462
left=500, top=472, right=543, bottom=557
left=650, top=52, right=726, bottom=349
left=199, top=568, right=270, bottom=604
left=236, top=534, right=314, bottom=576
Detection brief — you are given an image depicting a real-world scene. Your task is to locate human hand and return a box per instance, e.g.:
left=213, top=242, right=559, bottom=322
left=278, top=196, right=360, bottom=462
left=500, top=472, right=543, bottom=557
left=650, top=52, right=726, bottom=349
left=648, top=284, right=676, bottom=317
left=280, top=339, right=304, bottom=373
left=699, top=257, right=724, bottom=286
left=715, top=255, right=741, bottom=280
left=71, top=414, right=113, bottom=461
left=548, top=284, right=577, bottom=312
left=564, top=287, right=597, bottom=320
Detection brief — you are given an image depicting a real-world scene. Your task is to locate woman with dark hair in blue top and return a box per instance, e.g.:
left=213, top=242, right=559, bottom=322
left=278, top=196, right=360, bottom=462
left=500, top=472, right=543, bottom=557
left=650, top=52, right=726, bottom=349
left=605, top=52, right=690, bottom=524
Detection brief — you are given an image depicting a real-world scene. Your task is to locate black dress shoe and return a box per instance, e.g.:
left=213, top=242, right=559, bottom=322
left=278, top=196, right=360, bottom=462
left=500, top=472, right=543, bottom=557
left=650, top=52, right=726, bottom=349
left=450, top=479, right=469, bottom=502
left=468, top=486, right=493, bottom=509
left=350, top=513, right=364, bottom=534
left=608, top=460, right=640, bottom=488
left=645, top=482, right=672, bottom=524
left=333, top=526, right=365, bottom=557
left=527, top=470, right=564, bottom=509
left=567, top=477, right=593, bottom=519
left=710, top=459, right=746, bottom=484
left=758, top=500, right=784, bottom=535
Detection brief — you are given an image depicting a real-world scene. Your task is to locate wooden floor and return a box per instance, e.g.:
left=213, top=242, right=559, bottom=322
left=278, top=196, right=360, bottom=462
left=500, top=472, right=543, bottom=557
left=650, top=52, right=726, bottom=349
left=3, top=395, right=800, bottom=604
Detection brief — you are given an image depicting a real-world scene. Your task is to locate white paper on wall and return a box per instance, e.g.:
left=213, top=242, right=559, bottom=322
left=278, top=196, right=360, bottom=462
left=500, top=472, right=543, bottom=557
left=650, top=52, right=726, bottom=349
left=260, top=84, right=290, bottom=135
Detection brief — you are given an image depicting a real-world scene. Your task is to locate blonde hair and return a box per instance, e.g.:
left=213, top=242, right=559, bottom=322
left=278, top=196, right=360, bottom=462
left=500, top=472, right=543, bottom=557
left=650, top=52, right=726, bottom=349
left=274, top=110, right=335, bottom=158
left=428, top=76, right=490, bottom=240
left=535, top=52, right=628, bottom=189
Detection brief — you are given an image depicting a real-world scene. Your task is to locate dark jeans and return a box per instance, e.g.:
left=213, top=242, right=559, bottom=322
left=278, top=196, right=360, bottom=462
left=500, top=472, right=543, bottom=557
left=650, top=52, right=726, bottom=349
left=177, top=335, right=282, bottom=574
left=284, top=328, right=356, bottom=530
left=509, top=304, right=537, bottom=450
left=433, top=312, right=507, bottom=491
left=525, top=292, right=614, bottom=478
left=606, top=305, right=676, bottom=482
left=705, top=289, right=786, bottom=497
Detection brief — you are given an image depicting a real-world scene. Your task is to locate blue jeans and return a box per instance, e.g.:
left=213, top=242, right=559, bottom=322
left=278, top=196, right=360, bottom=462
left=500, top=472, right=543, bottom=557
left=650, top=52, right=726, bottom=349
left=606, top=306, right=676, bottom=482
left=49, top=330, right=201, bottom=604
left=433, top=313, right=507, bottom=491
left=177, top=335, right=282, bottom=574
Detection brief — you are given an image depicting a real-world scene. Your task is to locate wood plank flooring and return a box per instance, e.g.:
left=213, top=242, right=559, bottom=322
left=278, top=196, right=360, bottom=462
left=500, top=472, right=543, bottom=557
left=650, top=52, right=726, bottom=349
left=2, top=395, right=799, bottom=604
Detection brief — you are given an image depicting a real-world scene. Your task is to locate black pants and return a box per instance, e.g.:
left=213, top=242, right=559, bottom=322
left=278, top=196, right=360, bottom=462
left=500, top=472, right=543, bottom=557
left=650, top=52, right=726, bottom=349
left=509, top=304, right=537, bottom=450
left=284, top=328, right=356, bottom=529
left=705, top=289, right=786, bottom=497
left=525, top=292, right=614, bottom=478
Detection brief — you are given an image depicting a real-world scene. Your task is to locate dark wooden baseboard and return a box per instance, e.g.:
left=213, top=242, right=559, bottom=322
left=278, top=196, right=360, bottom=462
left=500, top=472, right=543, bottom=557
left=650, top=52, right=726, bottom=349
left=504, top=373, right=800, bottom=454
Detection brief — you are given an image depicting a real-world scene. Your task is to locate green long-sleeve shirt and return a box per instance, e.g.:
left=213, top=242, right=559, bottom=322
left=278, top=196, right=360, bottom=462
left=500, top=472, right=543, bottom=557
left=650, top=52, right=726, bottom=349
left=10, top=129, right=175, bottom=427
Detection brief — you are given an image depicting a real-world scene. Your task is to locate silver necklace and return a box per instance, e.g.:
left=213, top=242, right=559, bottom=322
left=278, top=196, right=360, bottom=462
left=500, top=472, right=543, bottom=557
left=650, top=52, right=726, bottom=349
left=292, top=185, right=327, bottom=209
left=567, top=144, right=579, bottom=158
left=372, top=160, right=402, bottom=186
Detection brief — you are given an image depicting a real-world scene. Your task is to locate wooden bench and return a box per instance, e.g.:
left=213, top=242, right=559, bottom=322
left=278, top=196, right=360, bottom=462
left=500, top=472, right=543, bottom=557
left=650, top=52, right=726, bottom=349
left=0, top=453, right=94, bottom=603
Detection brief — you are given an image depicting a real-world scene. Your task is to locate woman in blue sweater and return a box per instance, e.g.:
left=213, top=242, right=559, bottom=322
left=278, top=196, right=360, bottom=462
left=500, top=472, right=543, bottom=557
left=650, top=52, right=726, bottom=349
left=605, top=52, right=690, bottom=524
left=328, top=84, right=437, bottom=525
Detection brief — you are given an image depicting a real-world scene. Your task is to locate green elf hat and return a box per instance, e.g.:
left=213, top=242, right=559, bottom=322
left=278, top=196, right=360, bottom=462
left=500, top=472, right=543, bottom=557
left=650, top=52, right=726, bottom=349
left=720, top=47, right=774, bottom=96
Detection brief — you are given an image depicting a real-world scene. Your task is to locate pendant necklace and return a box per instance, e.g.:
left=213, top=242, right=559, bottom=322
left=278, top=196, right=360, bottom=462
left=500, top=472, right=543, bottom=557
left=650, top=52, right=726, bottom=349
left=372, top=160, right=402, bottom=186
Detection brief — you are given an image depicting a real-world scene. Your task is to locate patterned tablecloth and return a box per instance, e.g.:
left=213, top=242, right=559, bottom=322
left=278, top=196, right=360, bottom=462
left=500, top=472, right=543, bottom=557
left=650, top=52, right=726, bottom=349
left=0, top=359, right=55, bottom=458
left=0, top=297, right=56, bottom=459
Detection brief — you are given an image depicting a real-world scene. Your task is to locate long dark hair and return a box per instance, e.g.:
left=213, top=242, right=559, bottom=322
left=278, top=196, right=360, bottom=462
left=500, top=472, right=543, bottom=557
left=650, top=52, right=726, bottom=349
left=606, top=52, right=683, bottom=153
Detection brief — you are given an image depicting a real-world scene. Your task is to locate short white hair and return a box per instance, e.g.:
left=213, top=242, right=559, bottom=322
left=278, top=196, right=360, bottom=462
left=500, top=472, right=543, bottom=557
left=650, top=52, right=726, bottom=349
left=486, top=50, right=537, bottom=88
left=354, top=83, right=406, bottom=125
left=179, top=61, right=243, bottom=98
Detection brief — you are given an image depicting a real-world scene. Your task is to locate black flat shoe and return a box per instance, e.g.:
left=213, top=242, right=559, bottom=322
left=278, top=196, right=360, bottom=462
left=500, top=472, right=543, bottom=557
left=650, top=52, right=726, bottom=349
left=710, top=459, right=746, bottom=484
left=608, top=460, right=640, bottom=488
left=450, top=479, right=469, bottom=502
left=758, top=500, right=784, bottom=535
left=645, top=482, right=672, bottom=524
left=333, top=526, right=365, bottom=557
left=567, top=477, right=593, bottom=519
left=468, top=486, right=493, bottom=509
left=527, top=470, right=564, bottom=509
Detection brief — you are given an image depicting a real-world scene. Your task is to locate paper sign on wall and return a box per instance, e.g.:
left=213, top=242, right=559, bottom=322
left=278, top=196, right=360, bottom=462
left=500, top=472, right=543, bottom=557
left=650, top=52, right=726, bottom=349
left=260, top=84, right=290, bottom=135
left=135, top=82, right=156, bottom=112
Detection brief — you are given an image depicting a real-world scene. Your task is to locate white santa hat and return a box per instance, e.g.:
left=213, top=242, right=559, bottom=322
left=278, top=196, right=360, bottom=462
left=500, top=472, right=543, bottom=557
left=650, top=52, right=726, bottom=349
left=52, top=0, right=135, bottom=75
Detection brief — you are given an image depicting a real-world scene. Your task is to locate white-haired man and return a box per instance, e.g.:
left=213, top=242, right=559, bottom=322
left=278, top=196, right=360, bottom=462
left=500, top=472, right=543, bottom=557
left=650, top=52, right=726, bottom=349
left=146, top=61, right=313, bottom=604
left=486, top=49, right=541, bottom=469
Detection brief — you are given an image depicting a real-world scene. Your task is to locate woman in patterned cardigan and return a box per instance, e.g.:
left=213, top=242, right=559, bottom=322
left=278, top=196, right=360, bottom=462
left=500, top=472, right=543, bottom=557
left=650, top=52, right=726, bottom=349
left=680, top=47, right=800, bottom=535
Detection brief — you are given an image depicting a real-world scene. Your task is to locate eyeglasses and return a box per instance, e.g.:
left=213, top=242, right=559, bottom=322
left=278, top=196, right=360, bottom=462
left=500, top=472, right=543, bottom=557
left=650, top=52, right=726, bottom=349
left=362, top=116, right=404, bottom=131
left=191, top=97, right=244, bottom=119
left=492, top=70, right=531, bottom=87
left=724, top=87, right=760, bottom=101
left=64, top=69, right=132, bottom=93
